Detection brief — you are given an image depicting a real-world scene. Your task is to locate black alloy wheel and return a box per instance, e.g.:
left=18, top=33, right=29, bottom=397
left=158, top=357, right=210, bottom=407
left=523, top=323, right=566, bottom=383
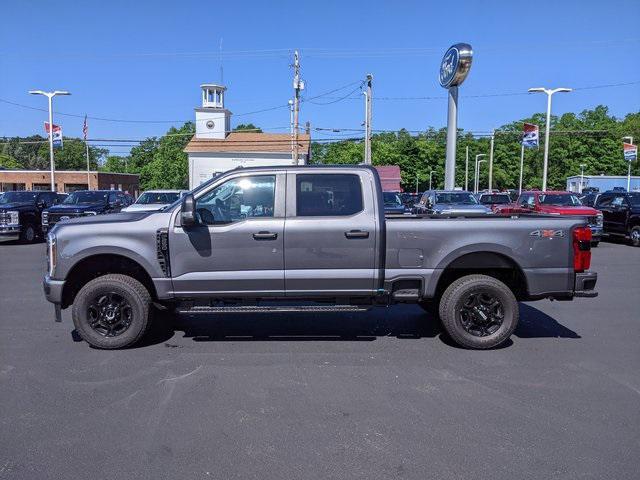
left=459, top=291, right=504, bottom=337
left=87, top=292, right=133, bottom=337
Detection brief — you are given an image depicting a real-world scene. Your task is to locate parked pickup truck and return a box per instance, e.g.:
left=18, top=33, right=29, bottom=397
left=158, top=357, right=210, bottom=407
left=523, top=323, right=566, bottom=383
left=494, top=190, right=603, bottom=246
left=594, top=191, right=640, bottom=246
left=0, top=190, right=63, bottom=243
left=43, top=166, right=598, bottom=350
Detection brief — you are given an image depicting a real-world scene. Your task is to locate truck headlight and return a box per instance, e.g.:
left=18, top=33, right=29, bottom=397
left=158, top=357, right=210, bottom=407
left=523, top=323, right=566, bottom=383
left=42, top=211, right=49, bottom=225
left=84, top=211, right=97, bottom=216
left=47, top=232, right=57, bottom=276
left=596, top=213, right=603, bottom=227
left=8, top=210, right=19, bottom=225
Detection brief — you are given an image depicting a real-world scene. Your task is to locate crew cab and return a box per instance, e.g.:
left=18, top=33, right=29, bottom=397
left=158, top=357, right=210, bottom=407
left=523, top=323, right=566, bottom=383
left=43, top=166, right=598, bottom=350
left=0, top=190, right=62, bottom=243
left=42, top=190, right=129, bottom=233
left=495, top=191, right=603, bottom=246
left=594, top=191, right=640, bottom=246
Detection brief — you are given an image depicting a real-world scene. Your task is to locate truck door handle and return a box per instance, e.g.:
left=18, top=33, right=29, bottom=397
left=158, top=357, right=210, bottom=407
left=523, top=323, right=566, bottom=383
left=252, top=231, right=278, bottom=240
left=344, top=230, right=369, bottom=239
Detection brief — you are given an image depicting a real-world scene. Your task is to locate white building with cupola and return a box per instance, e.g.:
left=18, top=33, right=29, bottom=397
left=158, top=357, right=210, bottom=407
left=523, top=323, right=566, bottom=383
left=185, top=84, right=310, bottom=189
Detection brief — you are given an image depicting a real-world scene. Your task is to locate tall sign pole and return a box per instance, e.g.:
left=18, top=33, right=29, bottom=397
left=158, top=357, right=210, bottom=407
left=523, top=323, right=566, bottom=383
left=439, top=43, right=473, bottom=190
left=623, top=137, right=636, bottom=192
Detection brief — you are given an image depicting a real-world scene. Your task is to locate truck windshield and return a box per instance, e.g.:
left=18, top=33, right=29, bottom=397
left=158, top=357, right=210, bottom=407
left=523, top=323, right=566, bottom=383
left=135, top=192, right=180, bottom=205
left=436, top=192, right=478, bottom=205
left=383, top=192, right=402, bottom=206
left=539, top=194, right=582, bottom=206
left=63, top=191, right=109, bottom=205
left=479, top=194, right=511, bottom=205
left=0, top=191, right=38, bottom=204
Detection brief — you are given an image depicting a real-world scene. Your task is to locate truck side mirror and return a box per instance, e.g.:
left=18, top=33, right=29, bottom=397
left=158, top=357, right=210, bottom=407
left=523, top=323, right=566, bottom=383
left=181, top=193, right=197, bottom=227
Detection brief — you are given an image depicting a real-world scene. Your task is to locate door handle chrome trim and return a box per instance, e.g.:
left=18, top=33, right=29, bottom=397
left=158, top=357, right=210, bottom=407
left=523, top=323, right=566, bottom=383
left=252, top=231, right=278, bottom=240
left=344, top=230, right=369, bottom=239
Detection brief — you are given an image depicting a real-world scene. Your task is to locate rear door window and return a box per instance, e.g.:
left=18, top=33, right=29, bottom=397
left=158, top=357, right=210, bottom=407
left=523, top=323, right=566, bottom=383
left=296, top=174, right=363, bottom=217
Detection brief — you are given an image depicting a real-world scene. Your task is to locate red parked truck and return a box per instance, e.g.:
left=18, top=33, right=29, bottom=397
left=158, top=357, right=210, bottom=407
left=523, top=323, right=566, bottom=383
left=495, top=191, right=603, bottom=246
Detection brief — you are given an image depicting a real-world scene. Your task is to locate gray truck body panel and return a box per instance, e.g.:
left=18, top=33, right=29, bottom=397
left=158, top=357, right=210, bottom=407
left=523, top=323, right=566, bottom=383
left=44, top=165, right=594, bottom=307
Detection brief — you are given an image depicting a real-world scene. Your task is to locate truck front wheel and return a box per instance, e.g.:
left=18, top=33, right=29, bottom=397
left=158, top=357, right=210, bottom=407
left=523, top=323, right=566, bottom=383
left=438, top=274, right=518, bottom=349
left=72, top=274, right=152, bottom=349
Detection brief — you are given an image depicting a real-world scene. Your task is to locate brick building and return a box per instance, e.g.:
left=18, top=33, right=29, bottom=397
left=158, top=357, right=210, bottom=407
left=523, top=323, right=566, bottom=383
left=0, top=170, right=140, bottom=196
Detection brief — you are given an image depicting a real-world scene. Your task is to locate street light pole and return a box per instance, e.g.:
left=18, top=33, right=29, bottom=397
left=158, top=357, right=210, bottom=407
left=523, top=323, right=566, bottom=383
left=475, top=159, right=487, bottom=194
left=465, top=146, right=469, bottom=191
left=429, top=170, right=434, bottom=190
left=474, top=154, right=486, bottom=194
left=528, top=87, right=572, bottom=191
left=579, top=163, right=586, bottom=193
left=28, top=90, right=71, bottom=192
left=623, top=136, right=634, bottom=192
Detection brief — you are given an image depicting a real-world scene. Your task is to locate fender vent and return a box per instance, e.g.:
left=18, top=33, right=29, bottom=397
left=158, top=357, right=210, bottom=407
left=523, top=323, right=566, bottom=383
left=156, top=228, right=171, bottom=277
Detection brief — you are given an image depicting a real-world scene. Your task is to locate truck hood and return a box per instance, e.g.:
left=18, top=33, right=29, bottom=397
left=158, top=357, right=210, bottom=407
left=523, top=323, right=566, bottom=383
left=54, top=211, right=151, bottom=228
left=46, top=202, right=106, bottom=214
left=537, top=205, right=597, bottom=215
left=0, top=202, right=34, bottom=211
left=433, top=203, right=491, bottom=214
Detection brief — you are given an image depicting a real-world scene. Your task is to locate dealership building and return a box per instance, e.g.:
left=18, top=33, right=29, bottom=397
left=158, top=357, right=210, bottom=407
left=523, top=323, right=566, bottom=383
left=0, top=170, right=140, bottom=195
left=566, top=174, right=640, bottom=193
left=184, top=84, right=310, bottom=189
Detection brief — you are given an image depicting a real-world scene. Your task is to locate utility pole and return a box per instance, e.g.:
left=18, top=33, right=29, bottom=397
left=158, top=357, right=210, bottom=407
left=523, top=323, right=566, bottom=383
left=488, top=131, right=495, bottom=191
left=465, top=146, right=469, bottom=191
left=288, top=99, right=294, bottom=160
left=363, top=74, right=373, bottom=165
left=292, top=51, right=301, bottom=165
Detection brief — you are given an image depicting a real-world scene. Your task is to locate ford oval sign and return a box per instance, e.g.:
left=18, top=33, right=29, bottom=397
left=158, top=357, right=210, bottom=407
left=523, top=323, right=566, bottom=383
left=439, top=43, right=473, bottom=88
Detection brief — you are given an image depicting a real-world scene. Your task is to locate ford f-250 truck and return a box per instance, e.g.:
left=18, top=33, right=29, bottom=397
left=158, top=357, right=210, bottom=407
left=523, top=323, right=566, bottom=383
left=43, top=166, right=598, bottom=350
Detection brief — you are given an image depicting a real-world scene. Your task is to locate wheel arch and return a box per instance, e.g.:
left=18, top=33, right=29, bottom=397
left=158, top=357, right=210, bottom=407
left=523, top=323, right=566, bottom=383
left=61, top=254, right=157, bottom=308
left=428, top=250, right=529, bottom=301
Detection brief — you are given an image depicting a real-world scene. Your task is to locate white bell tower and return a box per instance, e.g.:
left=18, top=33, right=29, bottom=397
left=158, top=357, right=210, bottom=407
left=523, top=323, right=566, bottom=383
left=195, top=84, right=231, bottom=139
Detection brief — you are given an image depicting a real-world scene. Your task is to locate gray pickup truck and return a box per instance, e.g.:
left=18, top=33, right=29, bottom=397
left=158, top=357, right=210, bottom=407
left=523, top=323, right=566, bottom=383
left=43, top=166, right=597, bottom=350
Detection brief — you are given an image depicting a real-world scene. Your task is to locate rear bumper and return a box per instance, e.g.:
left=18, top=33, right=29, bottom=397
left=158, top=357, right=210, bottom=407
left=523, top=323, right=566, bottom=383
left=574, top=271, right=598, bottom=298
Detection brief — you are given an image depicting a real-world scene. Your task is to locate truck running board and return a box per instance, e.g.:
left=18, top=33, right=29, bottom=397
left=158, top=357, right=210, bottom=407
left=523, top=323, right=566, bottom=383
left=178, top=305, right=371, bottom=314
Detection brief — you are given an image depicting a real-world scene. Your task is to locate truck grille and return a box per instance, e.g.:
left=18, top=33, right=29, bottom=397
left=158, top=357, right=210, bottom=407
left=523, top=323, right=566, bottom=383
left=0, top=212, right=10, bottom=226
left=47, top=212, right=83, bottom=227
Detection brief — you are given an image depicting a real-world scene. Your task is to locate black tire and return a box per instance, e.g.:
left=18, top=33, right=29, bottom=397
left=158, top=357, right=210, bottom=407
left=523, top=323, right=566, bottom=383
left=630, top=226, right=640, bottom=247
left=438, top=274, right=518, bottom=349
left=72, top=274, right=151, bottom=349
left=19, top=223, right=36, bottom=243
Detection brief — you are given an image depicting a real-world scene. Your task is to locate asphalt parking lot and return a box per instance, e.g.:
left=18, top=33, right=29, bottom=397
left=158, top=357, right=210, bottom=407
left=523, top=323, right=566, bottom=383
left=0, top=240, right=639, bottom=480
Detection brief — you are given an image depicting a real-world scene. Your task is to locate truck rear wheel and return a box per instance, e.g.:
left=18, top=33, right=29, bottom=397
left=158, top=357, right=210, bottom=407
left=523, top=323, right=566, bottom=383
left=438, top=274, right=518, bottom=349
left=72, top=274, right=151, bottom=349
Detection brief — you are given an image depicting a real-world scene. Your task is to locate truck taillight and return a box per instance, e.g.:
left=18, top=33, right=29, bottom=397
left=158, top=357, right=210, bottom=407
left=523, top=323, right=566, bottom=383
left=573, top=226, right=592, bottom=273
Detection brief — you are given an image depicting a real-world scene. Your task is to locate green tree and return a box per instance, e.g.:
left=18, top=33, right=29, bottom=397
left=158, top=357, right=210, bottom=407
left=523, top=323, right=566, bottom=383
left=0, top=153, right=21, bottom=169
left=233, top=123, right=262, bottom=133
left=36, top=139, right=106, bottom=170
left=139, top=122, right=194, bottom=189
left=101, top=155, right=128, bottom=173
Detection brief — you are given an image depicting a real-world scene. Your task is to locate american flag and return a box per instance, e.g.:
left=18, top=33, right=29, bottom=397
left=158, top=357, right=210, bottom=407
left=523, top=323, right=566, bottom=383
left=82, top=115, right=88, bottom=141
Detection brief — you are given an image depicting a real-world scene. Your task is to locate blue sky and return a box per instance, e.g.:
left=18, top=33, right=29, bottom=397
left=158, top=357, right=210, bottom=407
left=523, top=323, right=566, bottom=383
left=1, top=0, right=639, bottom=155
